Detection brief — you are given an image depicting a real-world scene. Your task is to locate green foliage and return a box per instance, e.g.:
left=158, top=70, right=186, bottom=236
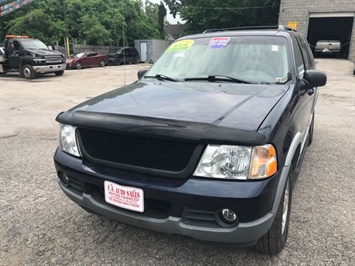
left=163, top=0, right=280, bottom=34
left=0, top=0, right=165, bottom=45
left=6, top=9, right=65, bottom=44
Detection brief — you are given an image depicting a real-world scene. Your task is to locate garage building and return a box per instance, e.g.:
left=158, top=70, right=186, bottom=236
left=278, top=0, right=355, bottom=61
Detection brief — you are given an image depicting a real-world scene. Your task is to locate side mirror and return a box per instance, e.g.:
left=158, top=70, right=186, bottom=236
left=303, top=70, right=327, bottom=87
left=137, top=69, right=147, bottom=80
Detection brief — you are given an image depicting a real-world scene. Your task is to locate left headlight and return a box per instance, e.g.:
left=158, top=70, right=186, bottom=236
left=59, top=124, right=81, bottom=157
left=194, top=144, right=277, bottom=180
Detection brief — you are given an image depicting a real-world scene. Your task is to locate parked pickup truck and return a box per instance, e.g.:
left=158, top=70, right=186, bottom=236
left=0, top=35, right=66, bottom=79
left=315, top=39, right=341, bottom=57
left=54, top=26, right=327, bottom=255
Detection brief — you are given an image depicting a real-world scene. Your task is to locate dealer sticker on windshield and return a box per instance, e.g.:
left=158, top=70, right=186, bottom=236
left=167, top=39, right=194, bottom=53
left=104, top=181, right=144, bottom=213
left=209, top=37, right=230, bottom=50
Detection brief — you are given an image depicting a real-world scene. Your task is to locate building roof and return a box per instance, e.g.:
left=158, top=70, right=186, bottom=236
left=163, top=24, right=188, bottom=40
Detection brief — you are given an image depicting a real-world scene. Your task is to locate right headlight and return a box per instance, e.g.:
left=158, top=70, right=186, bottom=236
left=59, top=124, right=81, bottom=157
left=194, top=144, right=277, bottom=180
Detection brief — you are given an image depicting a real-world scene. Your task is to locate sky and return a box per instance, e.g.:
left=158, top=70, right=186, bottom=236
left=145, top=0, right=183, bottom=24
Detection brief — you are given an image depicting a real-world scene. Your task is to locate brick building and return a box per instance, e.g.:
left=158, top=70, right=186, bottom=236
left=278, top=0, right=355, bottom=61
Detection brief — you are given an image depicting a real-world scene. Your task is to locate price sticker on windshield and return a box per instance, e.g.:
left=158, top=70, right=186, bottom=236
left=209, top=37, right=230, bottom=50
left=167, top=40, right=194, bottom=53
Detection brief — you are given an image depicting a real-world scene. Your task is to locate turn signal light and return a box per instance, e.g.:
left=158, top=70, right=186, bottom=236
left=250, top=145, right=277, bottom=179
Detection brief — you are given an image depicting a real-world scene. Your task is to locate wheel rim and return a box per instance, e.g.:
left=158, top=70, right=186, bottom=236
left=281, top=179, right=290, bottom=235
left=100, top=60, right=105, bottom=66
left=76, top=62, right=82, bottom=69
left=24, top=67, right=31, bottom=78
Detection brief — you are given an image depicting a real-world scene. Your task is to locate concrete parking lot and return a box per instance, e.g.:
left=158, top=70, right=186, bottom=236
left=0, top=61, right=354, bottom=265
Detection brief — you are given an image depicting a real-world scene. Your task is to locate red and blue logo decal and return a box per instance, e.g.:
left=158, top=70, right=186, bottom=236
left=209, top=37, right=230, bottom=50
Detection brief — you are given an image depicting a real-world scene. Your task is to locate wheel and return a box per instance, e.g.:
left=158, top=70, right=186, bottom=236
left=55, top=70, right=64, bottom=76
left=308, top=113, right=314, bottom=146
left=99, top=59, right=106, bottom=67
left=22, top=64, right=36, bottom=79
left=255, top=175, right=292, bottom=255
left=75, top=61, right=83, bottom=69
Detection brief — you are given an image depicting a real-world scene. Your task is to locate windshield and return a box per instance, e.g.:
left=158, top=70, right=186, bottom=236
left=146, top=36, right=290, bottom=84
left=21, top=39, right=49, bottom=50
left=75, top=53, right=85, bottom=58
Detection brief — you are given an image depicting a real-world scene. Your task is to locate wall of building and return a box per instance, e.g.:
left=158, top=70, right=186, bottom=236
left=134, top=40, right=172, bottom=63
left=279, top=0, right=355, bottom=61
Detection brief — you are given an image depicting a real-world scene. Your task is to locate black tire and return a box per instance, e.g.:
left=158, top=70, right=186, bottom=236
left=353, top=69, right=355, bottom=75
left=55, top=70, right=64, bottom=76
left=255, top=175, right=292, bottom=255
left=75, top=61, right=83, bottom=69
left=99, top=59, right=106, bottom=67
left=308, top=114, right=314, bottom=146
left=22, top=64, right=36, bottom=79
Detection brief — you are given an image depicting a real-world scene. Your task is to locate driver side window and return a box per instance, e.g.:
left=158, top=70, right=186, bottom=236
left=13, top=41, right=21, bottom=51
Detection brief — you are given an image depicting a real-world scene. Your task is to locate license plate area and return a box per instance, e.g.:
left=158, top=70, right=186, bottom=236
left=104, top=181, right=144, bottom=213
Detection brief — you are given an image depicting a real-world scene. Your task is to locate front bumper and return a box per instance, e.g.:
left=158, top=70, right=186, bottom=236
left=54, top=148, right=282, bottom=245
left=33, top=63, right=66, bottom=73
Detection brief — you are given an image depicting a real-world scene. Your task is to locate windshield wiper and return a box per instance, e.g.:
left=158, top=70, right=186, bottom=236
left=144, top=74, right=180, bottom=82
left=185, top=75, right=250, bottom=84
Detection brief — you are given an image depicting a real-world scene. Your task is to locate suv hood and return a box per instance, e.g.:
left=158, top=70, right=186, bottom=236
left=66, top=81, right=288, bottom=131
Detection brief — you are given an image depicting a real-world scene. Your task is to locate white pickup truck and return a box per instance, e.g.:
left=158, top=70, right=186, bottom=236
left=315, top=40, right=341, bottom=57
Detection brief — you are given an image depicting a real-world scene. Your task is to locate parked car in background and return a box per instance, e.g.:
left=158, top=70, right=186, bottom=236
left=66, top=52, right=108, bottom=69
left=315, top=39, right=341, bottom=57
left=106, top=47, right=140, bottom=65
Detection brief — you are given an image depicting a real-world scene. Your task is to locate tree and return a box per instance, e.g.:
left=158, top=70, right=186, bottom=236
left=6, top=9, right=65, bottom=44
left=1, top=0, right=164, bottom=46
left=163, top=0, right=280, bottom=34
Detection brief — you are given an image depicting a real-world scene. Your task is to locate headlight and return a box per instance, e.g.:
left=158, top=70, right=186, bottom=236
left=59, top=124, right=81, bottom=157
left=194, top=144, right=277, bottom=180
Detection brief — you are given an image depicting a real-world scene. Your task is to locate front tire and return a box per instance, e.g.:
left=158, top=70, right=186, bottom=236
left=22, top=64, right=36, bottom=79
left=55, top=70, right=64, bottom=76
left=75, top=61, right=83, bottom=69
left=308, top=113, right=314, bottom=146
left=255, top=175, right=292, bottom=255
left=99, top=59, right=106, bottom=67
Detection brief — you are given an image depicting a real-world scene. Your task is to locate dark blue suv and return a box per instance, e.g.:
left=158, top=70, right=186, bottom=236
left=54, top=26, right=327, bottom=255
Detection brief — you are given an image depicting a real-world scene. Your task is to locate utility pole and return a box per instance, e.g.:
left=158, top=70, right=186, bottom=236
left=63, top=0, right=70, bottom=57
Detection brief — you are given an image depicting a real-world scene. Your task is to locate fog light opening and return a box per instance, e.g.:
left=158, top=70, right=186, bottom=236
left=220, top=209, right=237, bottom=224
left=61, top=173, right=70, bottom=186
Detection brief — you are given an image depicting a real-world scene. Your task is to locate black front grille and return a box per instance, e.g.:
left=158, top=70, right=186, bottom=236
left=78, top=128, right=197, bottom=172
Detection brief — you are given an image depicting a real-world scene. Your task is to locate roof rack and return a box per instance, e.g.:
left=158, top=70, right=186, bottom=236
left=203, top=25, right=297, bottom=33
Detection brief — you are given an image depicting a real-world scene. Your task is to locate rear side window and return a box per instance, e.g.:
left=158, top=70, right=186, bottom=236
left=291, top=36, right=305, bottom=78
left=130, top=48, right=138, bottom=56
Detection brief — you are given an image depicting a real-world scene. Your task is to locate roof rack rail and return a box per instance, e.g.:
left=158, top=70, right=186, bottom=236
left=203, top=25, right=297, bottom=33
